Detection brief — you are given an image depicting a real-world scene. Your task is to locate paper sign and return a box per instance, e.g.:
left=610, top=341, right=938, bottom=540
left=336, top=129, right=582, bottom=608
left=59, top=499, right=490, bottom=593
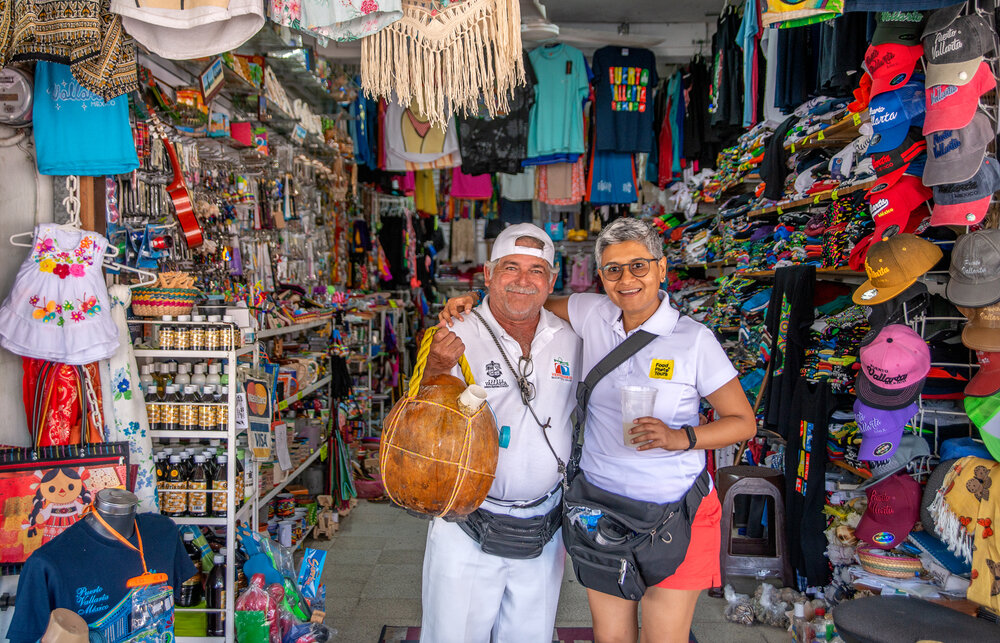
left=244, top=375, right=273, bottom=460
left=273, top=421, right=292, bottom=471
left=235, top=392, right=249, bottom=431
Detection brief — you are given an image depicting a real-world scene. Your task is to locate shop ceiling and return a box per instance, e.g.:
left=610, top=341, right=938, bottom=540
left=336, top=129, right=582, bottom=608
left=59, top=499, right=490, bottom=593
left=316, top=0, right=724, bottom=65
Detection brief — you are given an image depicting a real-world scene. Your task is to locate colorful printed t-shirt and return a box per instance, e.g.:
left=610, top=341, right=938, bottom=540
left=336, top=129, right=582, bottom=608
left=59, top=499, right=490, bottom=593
left=8, top=513, right=195, bottom=643
left=527, top=44, right=590, bottom=158
left=591, top=46, right=658, bottom=153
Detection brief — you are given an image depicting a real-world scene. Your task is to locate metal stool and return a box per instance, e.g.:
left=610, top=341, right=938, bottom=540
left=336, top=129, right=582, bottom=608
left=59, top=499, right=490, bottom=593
left=715, top=465, right=793, bottom=588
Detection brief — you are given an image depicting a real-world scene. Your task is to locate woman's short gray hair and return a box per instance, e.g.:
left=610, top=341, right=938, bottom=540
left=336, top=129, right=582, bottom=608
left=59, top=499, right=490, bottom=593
left=594, top=218, right=664, bottom=266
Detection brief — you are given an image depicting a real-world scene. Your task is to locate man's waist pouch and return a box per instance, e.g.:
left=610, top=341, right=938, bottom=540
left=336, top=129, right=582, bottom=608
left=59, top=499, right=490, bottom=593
left=451, top=502, right=562, bottom=560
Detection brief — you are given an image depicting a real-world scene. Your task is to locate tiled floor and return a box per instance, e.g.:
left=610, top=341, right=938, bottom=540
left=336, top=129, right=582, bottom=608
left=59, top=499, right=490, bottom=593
left=315, top=500, right=792, bottom=642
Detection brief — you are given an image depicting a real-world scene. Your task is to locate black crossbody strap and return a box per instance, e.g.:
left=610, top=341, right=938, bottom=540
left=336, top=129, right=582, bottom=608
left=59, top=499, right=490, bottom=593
left=574, top=330, right=657, bottom=443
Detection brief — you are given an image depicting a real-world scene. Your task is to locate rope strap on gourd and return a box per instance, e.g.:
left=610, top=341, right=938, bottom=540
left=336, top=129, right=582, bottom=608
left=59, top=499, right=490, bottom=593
left=408, top=326, right=475, bottom=397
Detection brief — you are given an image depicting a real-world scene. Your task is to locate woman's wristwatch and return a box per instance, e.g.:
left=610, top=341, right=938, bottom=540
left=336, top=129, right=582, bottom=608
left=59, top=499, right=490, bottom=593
left=681, top=424, right=697, bottom=451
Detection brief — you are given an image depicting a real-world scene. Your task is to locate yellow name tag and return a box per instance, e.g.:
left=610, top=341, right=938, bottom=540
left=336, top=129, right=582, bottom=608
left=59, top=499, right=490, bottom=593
left=649, top=359, right=674, bottom=380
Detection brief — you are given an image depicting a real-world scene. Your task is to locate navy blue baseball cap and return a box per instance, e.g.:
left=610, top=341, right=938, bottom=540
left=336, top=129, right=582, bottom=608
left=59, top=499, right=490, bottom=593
left=869, top=77, right=927, bottom=154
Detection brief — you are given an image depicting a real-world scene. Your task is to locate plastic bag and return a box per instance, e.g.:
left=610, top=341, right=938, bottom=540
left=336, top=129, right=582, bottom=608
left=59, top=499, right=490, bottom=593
left=722, top=584, right=754, bottom=626
left=282, top=622, right=335, bottom=643
left=123, top=583, right=175, bottom=643
left=236, top=574, right=280, bottom=643
left=753, top=583, right=791, bottom=628
left=267, top=583, right=295, bottom=642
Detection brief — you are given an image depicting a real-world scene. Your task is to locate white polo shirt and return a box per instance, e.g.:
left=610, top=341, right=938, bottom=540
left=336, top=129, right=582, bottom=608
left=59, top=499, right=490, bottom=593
left=447, top=297, right=582, bottom=503
left=568, top=292, right=738, bottom=503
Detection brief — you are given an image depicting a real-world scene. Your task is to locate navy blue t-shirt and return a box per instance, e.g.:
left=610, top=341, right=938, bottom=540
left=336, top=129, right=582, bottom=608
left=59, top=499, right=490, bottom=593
left=591, top=46, right=658, bottom=153
left=7, top=513, right=195, bottom=643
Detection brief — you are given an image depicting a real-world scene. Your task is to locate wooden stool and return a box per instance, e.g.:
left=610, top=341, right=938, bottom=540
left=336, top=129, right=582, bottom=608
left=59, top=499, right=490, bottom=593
left=715, top=465, right=793, bottom=589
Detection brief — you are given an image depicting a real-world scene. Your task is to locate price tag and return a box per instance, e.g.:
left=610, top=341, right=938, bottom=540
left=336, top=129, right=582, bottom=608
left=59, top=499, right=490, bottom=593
left=814, top=195, right=821, bottom=204
left=273, top=421, right=292, bottom=471
left=831, top=190, right=839, bottom=200
left=817, top=131, right=825, bottom=141
left=776, top=206, right=784, bottom=215
left=852, top=112, right=862, bottom=126
left=320, top=444, right=328, bottom=462
left=790, top=143, right=796, bottom=153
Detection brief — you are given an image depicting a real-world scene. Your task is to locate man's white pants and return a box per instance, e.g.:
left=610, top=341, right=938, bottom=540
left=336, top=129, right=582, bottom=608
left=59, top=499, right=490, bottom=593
left=419, top=493, right=565, bottom=643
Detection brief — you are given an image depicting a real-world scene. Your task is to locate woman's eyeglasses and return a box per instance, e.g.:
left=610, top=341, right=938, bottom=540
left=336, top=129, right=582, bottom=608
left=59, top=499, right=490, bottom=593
left=599, top=258, right=656, bottom=281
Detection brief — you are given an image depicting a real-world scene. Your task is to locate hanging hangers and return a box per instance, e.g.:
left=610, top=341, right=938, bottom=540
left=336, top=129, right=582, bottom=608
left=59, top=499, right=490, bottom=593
left=104, top=261, right=158, bottom=286
left=9, top=176, right=119, bottom=257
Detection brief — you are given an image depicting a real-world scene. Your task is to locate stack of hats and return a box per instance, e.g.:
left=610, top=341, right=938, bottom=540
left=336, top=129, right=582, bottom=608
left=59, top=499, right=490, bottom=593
left=947, top=229, right=1000, bottom=461
left=922, top=6, right=999, bottom=226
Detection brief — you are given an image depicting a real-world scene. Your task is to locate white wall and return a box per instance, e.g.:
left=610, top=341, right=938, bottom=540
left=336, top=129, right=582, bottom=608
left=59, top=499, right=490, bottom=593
left=0, top=124, right=54, bottom=633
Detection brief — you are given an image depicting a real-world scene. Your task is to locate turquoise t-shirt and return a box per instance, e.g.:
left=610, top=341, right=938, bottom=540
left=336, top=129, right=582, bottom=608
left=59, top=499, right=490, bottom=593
left=527, top=44, right=590, bottom=158
left=33, top=62, right=139, bottom=176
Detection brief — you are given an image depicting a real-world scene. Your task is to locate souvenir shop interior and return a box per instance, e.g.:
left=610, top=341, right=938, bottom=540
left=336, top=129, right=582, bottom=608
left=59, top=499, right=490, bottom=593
left=2, top=0, right=1000, bottom=642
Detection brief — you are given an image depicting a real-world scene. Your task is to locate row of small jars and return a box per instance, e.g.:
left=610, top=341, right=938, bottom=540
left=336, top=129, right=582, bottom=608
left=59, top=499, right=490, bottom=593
left=158, top=315, right=242, bottom=351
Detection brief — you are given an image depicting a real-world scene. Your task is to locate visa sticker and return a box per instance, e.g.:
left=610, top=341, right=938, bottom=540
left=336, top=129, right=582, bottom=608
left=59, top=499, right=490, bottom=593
left=649, top=359, right=674, bottom=380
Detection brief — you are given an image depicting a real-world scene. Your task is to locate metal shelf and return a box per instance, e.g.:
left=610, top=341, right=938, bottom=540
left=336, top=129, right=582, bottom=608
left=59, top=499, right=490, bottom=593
left=150, top=430, right=230, bottom=439
left=259, top=447, right=325, bottom=506
left=172, top=516, right=228, bottom=526
left=276, top=375, right=331, bottom=411
left=135, top=345, right=255, bottom=358
left=255, top=319, right=329, bottom=339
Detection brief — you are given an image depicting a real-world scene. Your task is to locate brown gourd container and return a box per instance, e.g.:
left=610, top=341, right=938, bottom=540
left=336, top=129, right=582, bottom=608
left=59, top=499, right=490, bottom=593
left=379, top=374, right=497, bottom=518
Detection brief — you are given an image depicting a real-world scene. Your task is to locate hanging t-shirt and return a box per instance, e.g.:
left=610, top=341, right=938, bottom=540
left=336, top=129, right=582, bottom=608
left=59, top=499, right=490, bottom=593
left=527, top=44, right=590, bottom=158
left=414, top=170, right=438, bottom=215
left=591, top=46, right=658, bottom=153
left=111, top=0, right=264, bottom=60
left=737, top=0, right=760, bottom=127
left=33, top=62, right=139, bottom=176
left=458, top=51, right=537, bottom=175
left=498, top=168, right=535, bottom=202
left=586, top=152, right=637, bottom=205
left=450, top=168, right=493, bottom=200
left=383, top=99, right=460, bottom=172
left=8, top=513, right=195, bottom=643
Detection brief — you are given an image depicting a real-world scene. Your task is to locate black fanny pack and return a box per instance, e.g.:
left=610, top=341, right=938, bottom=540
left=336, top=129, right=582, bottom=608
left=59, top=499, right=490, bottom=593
left=453, top=502, right=563, bottom=559
left=562, top=468, right=711, bottom=600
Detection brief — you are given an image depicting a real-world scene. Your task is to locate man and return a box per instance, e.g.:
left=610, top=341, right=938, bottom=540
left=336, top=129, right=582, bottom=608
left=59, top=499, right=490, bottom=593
left=419, top=223, right=581, bottom=642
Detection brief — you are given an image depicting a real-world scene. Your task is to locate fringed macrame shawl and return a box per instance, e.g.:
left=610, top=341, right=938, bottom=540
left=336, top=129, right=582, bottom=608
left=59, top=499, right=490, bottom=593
left=361, top=0, right=525, bottom=128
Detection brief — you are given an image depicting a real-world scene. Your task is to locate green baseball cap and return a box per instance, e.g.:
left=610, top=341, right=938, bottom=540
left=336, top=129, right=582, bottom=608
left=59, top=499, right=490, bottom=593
left=963, top=394, right=1000, bottom=461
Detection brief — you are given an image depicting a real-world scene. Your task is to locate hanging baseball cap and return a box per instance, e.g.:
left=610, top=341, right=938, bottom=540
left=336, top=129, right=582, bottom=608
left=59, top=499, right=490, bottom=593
left=866, top=175, right=933, bottom=243
left=873, top=10, right=928, bottom=46
left=931, top=156, right=1000, bottom=226
left=923, top=13, right=995, bottom=85
left=923, top=2, right=966, bottom=38
left=857, top=433, right=932, bottom=491
left=856, top=324, right=931, bottom=410
left=964, top=393, right=1000, bottom=462
left=865, top=43, right=925, bottom=98
left=960, top=302, right=1000, bottom=351
left=489, top=222, right=555, bottom=266
left=854, top=399, right=919, bottom=461
left=946, top=229, right=1000, bottom=306
left=861, top=281, right=931, bottom=346
left=965, top=351, right=1000, bottom=397
left=856, top=473, right=922, bottom=549
left=868, top=129, right=927, bottom=194
left=869, top=77, right=928, bottom=154
left=924, top=61, right=997, bottom=134
left=922, top=111, right=995, bottom=186
left=853, top=233, right=943, bottom=304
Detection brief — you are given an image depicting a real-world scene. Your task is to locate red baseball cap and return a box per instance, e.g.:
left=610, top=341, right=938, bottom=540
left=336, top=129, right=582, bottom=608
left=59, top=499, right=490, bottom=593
left=866, top=175, right=932, bottom=242
left=966, top=350, right=1000, bottom=397
left=865, top=43, right=924, bottom=98
left=856, top=473, right=921, bottom=549
left=924, top=61, right=997, bottom=134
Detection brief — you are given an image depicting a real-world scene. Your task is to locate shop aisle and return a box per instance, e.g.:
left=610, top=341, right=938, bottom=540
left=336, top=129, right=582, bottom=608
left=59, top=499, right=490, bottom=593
left=316, top=500, right=792, bottom=642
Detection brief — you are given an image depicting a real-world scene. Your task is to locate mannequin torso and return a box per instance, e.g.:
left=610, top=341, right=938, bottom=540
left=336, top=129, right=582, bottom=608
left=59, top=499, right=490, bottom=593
left=84, top=488, right=138, bottom=540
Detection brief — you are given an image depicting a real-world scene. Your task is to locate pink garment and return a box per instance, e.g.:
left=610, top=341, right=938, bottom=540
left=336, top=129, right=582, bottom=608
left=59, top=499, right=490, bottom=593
left=402, top=171, right=416, bottom=195
left=450, top=168, right=493, bottom=200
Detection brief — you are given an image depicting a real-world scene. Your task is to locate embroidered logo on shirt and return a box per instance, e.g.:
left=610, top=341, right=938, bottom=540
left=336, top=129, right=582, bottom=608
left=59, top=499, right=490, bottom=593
left=485, top=361, right=502, bottom=378
left=76, top=585, right=111, bottom=616
left=552, top=358, right=572, bottom=381
left=649, top=359, right=674, bottom=380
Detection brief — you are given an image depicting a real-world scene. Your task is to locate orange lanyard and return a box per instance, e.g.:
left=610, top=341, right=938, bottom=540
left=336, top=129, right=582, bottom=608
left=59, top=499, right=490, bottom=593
left=86, top=504, right=167, bottom=587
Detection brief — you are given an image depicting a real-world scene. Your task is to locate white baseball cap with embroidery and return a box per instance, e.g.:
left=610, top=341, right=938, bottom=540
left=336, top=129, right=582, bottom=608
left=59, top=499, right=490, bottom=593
left=489, top=223, right=555, bottom=266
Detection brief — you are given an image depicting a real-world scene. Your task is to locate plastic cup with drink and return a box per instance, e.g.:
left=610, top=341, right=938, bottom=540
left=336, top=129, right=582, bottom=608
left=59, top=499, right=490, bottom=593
left=621, top=385, right=658, bottom=448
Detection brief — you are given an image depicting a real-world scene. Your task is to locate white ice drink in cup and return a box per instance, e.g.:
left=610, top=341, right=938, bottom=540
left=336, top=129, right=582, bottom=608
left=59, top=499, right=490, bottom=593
left=621, top=386, right=658, bottom=448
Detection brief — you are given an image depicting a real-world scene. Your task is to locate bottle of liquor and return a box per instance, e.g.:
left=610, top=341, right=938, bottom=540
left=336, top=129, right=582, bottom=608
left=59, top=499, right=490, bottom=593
left=206, top=552, right=227, bottom=636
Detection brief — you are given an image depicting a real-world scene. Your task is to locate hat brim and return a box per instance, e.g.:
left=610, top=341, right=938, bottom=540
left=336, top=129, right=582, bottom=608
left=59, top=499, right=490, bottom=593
left=966, top=366, right=1000, bottom=397
left=853, top=273, right=920, bottom=305
left=856, top=372, right=925, bottom=410
left=930, top=195, right=992, bottom=227
left=923, top=144, right=987, bottom=187
left=924, top=72, right=996, bottom=135
left=859, top=421, right=908, bottom=461
left=962, top=323, right=1000, bottom=352
left=947, top=274, right=1000, bottom=307
left=869, top=120, right=916, bottom=155
left=926, top=58, right=985, bottom=88
left=855, top=512, right=909, bottom=549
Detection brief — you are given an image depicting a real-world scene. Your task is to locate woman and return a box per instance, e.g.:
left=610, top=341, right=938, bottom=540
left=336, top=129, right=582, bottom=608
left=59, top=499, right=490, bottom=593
left=440, top=218, right=755, bottom=643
